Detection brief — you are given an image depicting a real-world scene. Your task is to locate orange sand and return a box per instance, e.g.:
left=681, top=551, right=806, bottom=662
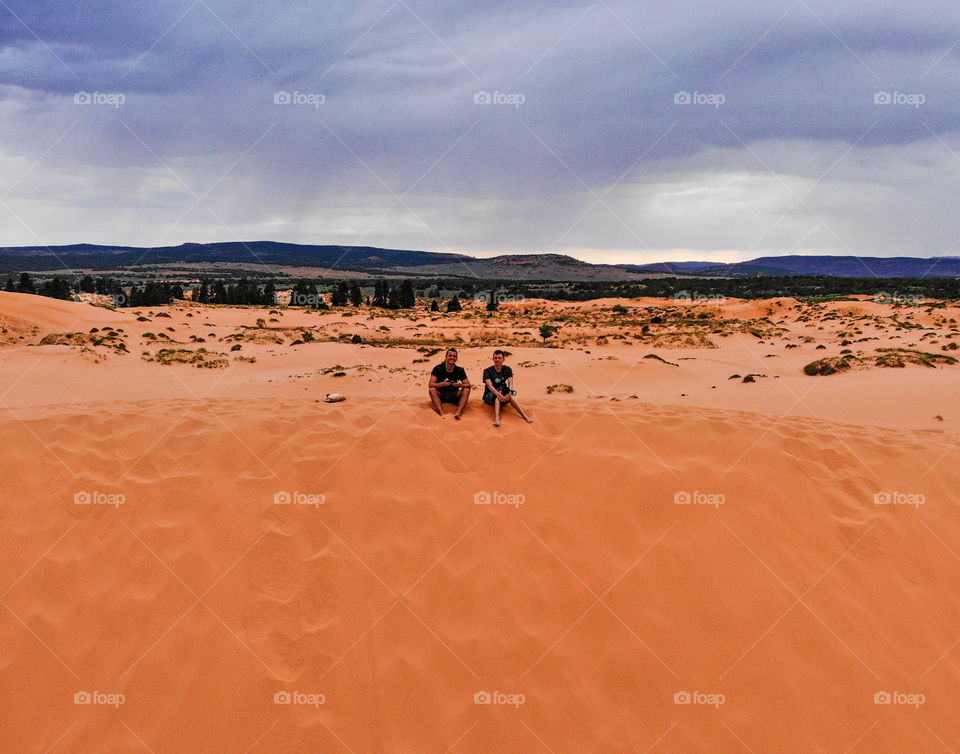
left=2, top=291, right=960, bottom=751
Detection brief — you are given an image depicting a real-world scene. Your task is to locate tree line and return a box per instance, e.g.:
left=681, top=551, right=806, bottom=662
left=14, top=271, right=960, bottom=307
left=4, top=274, right=468, bottom=310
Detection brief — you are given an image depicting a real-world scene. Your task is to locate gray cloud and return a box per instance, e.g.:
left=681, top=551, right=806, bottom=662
left=1, top=0, right=959, bottom=260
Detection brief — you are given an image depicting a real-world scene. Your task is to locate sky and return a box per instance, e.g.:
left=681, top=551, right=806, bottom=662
left=0, top=0, right=958, bottom=264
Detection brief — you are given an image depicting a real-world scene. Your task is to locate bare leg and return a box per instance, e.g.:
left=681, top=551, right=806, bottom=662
left=455, top=387, right=470, bottom=419
left=507, top=396, right=533, bottom=423
left=493, top=398, right=501, bottom=427
left=428, top=388, right=445, bottom=418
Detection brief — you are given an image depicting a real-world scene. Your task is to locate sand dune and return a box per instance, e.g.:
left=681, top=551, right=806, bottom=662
left=0, top=291, right=130, bottom=332
left=2, top=293, right=960, bottom=751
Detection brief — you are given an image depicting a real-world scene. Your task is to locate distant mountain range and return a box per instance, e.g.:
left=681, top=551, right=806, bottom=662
left=630, top=255, right=960, bottom=277
left=2, top=242, right=959, bottom=279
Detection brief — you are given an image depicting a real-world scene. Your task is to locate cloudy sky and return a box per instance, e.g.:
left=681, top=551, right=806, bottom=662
left=0, top=0, right=958, bottom=263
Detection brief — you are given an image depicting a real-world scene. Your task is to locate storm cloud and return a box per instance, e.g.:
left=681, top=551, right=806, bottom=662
left=1, top=0, right=958, bottom=262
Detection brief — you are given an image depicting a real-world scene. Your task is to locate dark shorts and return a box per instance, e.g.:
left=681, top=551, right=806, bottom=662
left=437, top=387, right=461, bottom=404
left=483, top=391, right=509, bottom=406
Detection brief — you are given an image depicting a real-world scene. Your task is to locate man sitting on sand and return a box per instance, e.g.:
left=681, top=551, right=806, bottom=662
left=483, top=349, right=534, bottom=427
left=429, top=348, right=471, bottom=419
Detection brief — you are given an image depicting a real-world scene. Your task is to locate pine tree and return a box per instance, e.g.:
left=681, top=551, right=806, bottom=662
left=349, top=282, right=362, bottom=307
left=446, top=295, right=461, bottom=312
left=18, top=273, right=34, bottom=293
left=399, top=280, right=415, bottom=308
left=430, top=299, right=440, bottom=312
left=262, top=282, right=276, bottom=306
left=372, top=280, right=388, bottom=308
left=331, top=282, right=348, bottom=307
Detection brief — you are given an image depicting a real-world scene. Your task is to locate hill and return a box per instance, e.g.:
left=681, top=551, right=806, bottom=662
left=4, top=242, right=960, bottom=279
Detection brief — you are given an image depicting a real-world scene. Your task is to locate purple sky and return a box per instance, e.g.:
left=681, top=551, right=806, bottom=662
left=1, top=0, right=958, bottom=262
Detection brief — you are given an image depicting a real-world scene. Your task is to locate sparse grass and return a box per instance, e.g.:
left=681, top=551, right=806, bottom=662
left=39, top=331, right=127, bottom=353
left=874, top=348, right=958, bottom=368
left=146, top=348, right=228, bottom=368
left=643, top=353, right=678, bottom=367
left=804, top=355, right=858, bottom=376
left=546, top=383, right=574, bottom=394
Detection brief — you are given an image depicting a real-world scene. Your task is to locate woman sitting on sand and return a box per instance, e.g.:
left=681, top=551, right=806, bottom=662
left=482, top=350, right=533, bottom=427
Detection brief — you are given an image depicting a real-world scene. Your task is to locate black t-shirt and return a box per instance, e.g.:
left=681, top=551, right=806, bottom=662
left=482, top=365, right=513, bottom=398
left=432, top=363, right=467, bottom=389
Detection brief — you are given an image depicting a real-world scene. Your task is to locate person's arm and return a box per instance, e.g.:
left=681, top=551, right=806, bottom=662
left=458, top=370, right=471, bottom=388
left=485, top=377, right=500, bottom=397
left=430, top=372, right=450, bottom=389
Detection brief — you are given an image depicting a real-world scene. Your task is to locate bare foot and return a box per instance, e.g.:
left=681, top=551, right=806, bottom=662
left=525, top=418, right=534, bottom=424
left=493, top=419, right=500, bottom=427
left=454, top=413, right=461, bottom=420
